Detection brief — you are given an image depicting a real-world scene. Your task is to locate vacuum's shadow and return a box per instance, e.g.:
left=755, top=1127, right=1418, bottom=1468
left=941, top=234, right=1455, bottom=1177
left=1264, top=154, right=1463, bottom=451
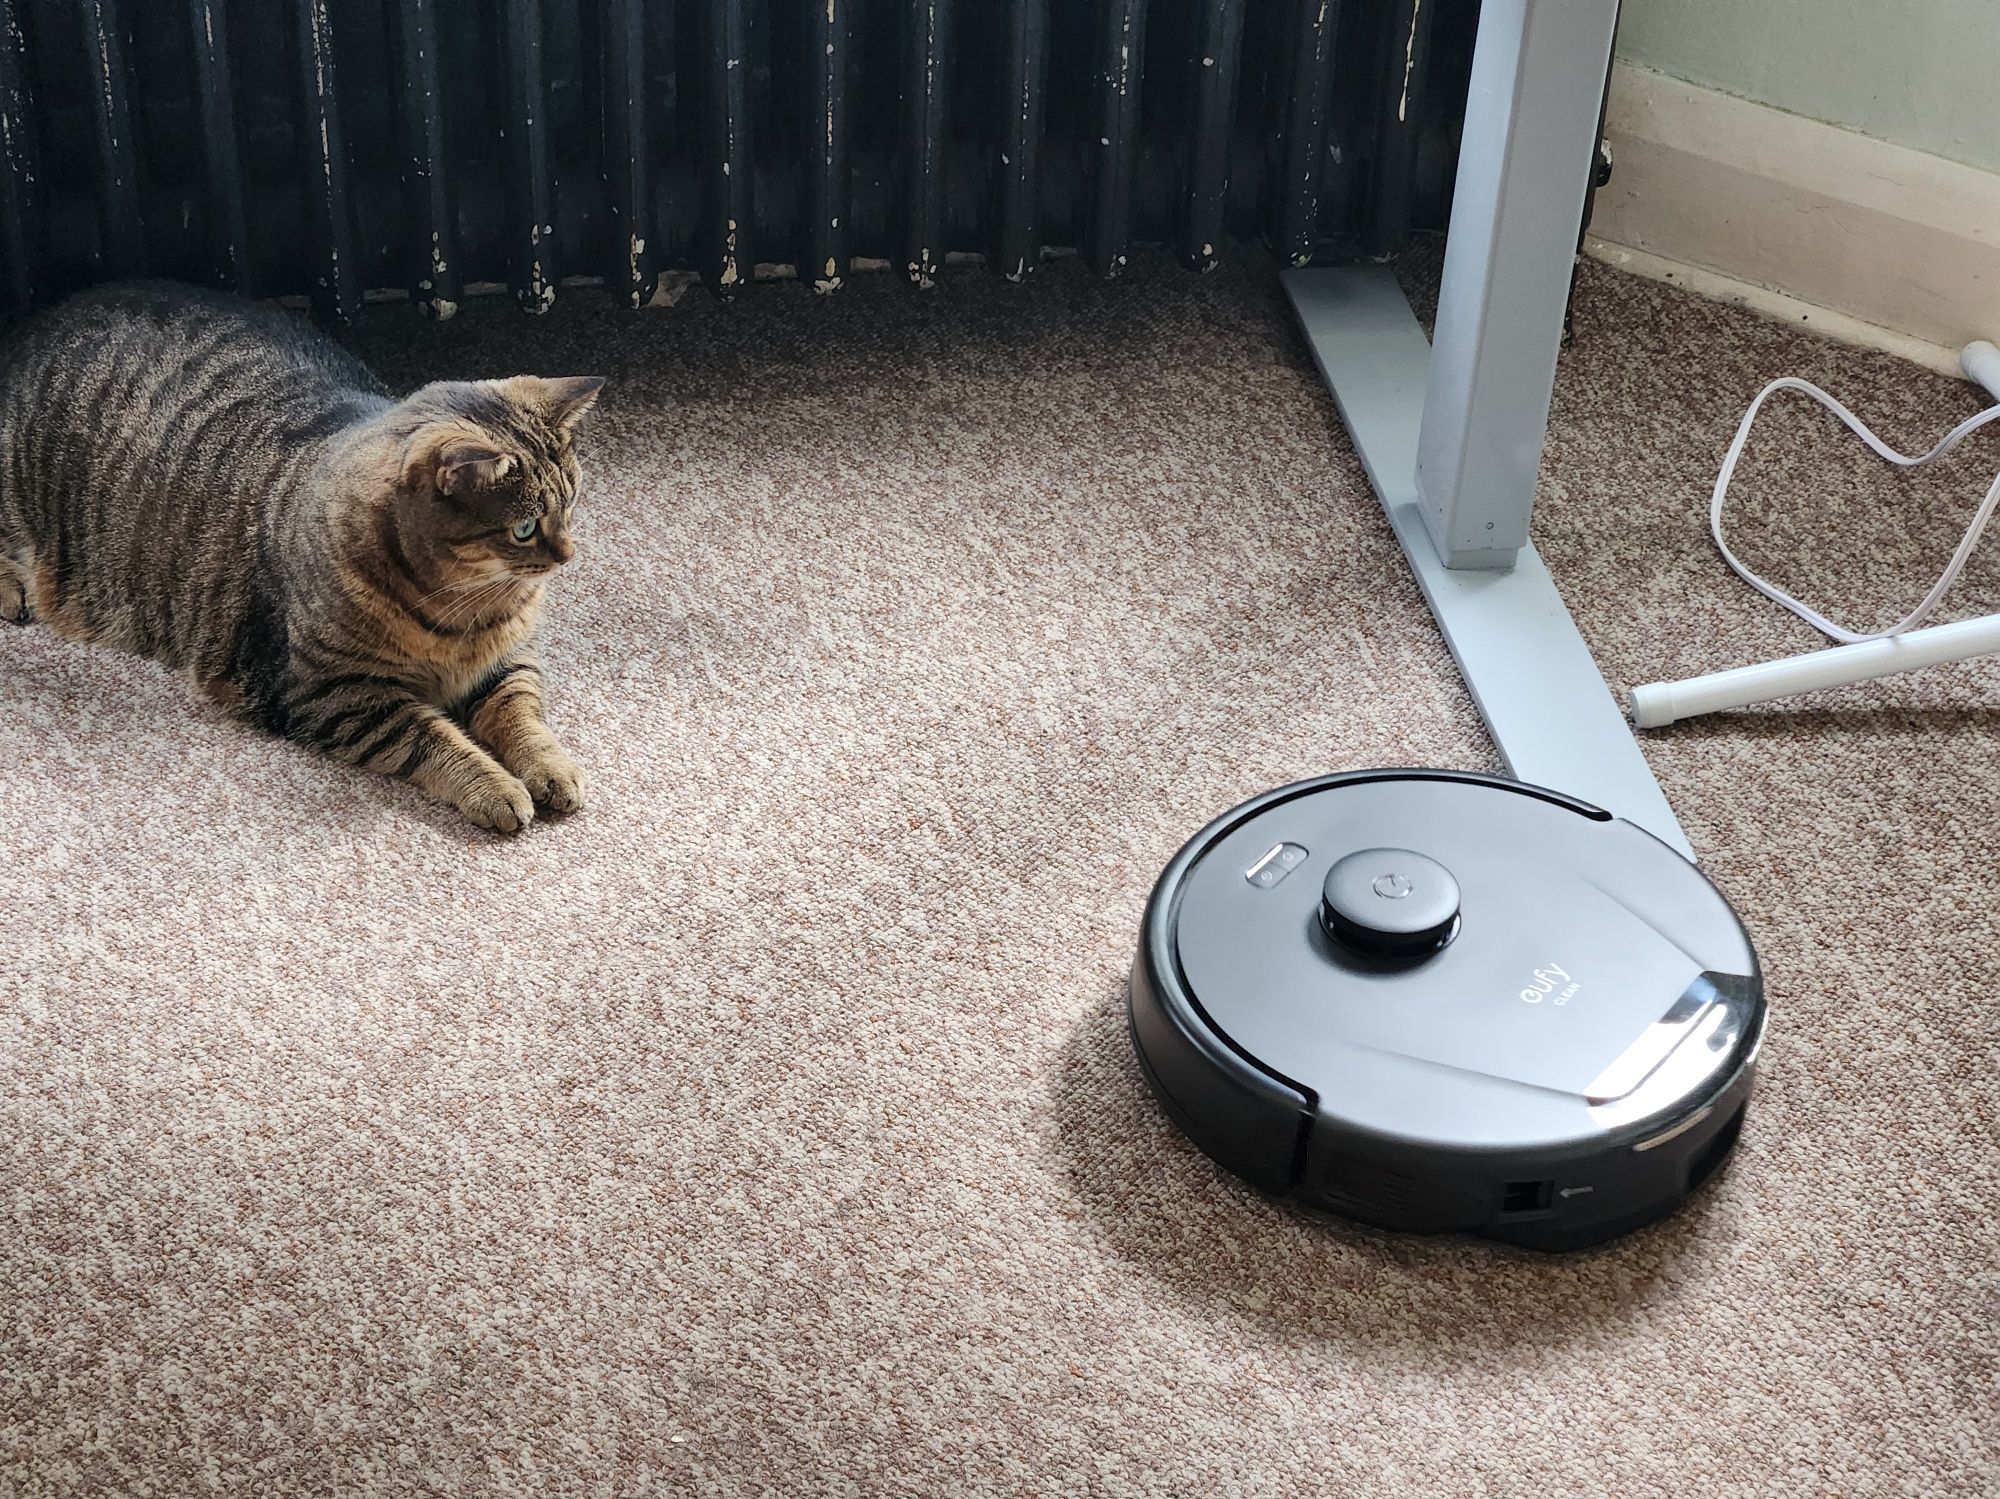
left=1045, top=980, right=1731, bottom=1363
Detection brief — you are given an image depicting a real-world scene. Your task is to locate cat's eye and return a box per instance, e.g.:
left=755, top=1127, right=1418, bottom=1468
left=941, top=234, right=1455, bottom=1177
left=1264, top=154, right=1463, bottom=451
left=509, top=518, right=538, bottom=542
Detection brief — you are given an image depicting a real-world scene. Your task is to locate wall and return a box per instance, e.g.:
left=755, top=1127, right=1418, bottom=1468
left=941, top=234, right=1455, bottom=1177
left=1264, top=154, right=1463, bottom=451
left=1616, top=0, right=1998, bottom=174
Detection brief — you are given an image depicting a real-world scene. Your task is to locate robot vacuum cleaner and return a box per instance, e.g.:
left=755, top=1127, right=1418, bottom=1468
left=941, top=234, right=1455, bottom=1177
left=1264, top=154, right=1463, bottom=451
left=1129, top=770, right=1764, bottom=1251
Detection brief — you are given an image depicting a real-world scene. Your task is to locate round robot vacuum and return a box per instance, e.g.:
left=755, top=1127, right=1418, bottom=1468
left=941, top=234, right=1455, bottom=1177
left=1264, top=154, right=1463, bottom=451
left=1129, top=770, right=1765, bottom=1251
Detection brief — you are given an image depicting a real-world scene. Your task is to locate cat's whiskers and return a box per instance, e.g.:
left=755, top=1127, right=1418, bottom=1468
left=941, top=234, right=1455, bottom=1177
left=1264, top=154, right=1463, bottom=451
left=404, top=572, right=499, bottom=611
left=345, top=569, right=492, bottom=664
left=430, top=572, right=520, bottom=634
left=426, top=580, right=501, bottom=634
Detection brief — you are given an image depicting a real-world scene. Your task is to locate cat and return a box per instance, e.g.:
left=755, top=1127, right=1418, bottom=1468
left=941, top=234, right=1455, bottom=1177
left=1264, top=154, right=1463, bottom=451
left=0, top=280, right=603, bottom=833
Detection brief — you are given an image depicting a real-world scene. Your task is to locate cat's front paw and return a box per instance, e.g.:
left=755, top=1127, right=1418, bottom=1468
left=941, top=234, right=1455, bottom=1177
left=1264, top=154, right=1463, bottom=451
left=0, top=572, right=31, bottom=625
left=517, top=751, right=585, bottom=816
left=459, top=772, right=537, bottom=834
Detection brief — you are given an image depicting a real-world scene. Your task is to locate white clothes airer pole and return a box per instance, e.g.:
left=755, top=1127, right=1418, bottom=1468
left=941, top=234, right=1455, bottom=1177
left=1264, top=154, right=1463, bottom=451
left=1631, top=340, right=2000, bottom=729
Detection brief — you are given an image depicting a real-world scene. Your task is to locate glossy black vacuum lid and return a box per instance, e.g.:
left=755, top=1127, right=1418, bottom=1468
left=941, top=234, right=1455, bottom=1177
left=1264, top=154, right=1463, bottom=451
left=1164, top=772, right=1763, bottom=1152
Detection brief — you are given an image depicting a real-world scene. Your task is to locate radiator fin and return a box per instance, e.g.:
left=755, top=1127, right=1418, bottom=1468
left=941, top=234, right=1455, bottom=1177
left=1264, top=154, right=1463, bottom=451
left=0, top=0, right=38, bottom=313
left=500, top=0, right=555, bottom=313
left=77, top=0, right=138, bottom=275
left=805, top=0, right=849, bottom=293
left=602, top=0, right=652, bottom=310
left=898, top=0, right=949, bottom=288
left=993, top=0, right=1047, bottom=284
left=1180, top=0, right=1243, bottom=273
left=294, top=0, right=358, bottom=322
left=703, top=0, right=752, bottom=299
left=1364, top=0, right=1435, bottom=258
left=1083, top=0, right=1147, bottom=278
left=188, top=0, right=250, bottom=291
left=393, top=0, right=460, bottom=318
left=1270, top=0, right=1341, bottom=267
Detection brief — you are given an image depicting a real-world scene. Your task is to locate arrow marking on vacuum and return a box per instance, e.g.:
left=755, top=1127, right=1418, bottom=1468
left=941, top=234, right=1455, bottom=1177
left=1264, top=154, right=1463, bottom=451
left=1559, top=1186, right=1594, bottom=1199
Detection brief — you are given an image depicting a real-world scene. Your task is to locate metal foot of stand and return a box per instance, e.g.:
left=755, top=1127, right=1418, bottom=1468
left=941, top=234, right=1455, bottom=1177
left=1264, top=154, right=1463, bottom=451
left=1282, top=0, right=1694, bottom=861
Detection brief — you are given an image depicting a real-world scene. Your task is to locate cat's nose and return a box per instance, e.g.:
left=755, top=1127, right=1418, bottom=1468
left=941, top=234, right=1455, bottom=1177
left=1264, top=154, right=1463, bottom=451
left=547, top=533, right=574, bottom=565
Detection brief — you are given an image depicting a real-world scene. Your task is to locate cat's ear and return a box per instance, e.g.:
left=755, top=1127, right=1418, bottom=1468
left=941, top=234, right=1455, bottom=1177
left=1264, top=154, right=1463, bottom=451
left=537, top=376, right=607, bottom=431
left=436, top=441, right=514, bottom=496
left=492, top=374, right=605, bottom=432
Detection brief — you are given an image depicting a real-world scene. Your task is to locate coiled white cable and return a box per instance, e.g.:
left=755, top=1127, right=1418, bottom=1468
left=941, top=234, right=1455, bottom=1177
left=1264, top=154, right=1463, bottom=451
left=1712, top=377, right=2000, bottom=642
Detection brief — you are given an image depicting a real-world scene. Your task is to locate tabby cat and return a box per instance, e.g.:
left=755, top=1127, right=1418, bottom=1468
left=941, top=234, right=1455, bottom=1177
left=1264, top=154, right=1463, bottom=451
left=0, top=280, right=602, bottom=832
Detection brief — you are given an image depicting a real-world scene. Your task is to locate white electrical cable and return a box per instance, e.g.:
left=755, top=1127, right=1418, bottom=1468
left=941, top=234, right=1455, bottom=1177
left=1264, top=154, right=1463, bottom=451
left=1711, top=377, right=2000, bottom=643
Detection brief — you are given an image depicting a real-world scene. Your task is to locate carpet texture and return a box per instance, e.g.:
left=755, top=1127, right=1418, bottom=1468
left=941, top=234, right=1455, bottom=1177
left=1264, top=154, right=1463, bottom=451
left=3, top=252, right=1996, bottom=1497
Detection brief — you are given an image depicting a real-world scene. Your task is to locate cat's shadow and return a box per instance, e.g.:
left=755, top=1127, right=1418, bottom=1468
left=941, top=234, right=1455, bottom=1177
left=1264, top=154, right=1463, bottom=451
left=10, top=633, right=591, bottom=843
left=207, top=718, right=579, bottom=845
left=1043, top=980, right=1727, bottom=1362
left=351, top=769, right=586, bottom=844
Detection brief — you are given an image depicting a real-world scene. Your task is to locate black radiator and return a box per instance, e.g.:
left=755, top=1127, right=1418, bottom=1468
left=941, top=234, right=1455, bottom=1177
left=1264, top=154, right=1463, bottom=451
left=0, top=0, right=1483, bottom=322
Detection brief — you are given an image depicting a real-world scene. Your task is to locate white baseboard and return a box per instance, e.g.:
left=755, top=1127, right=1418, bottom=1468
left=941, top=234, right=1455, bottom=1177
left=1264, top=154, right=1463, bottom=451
left=1590, top=63, right=1999, bottom=366
left=1581, top=238, right=1967, bottom=378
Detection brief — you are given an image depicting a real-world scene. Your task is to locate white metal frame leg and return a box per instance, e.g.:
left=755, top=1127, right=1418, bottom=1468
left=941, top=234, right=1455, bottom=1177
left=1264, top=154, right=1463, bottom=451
left=1630, top=338, right=2000, bottom=729
left=1281, top=0, right=1694, bottom=858
left=1415, top=0, right=1620, bottom=570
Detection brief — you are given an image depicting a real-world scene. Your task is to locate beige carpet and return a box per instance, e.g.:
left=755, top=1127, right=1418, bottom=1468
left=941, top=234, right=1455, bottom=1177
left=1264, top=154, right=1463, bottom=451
left=3, top=251, right=1996, bottom=1497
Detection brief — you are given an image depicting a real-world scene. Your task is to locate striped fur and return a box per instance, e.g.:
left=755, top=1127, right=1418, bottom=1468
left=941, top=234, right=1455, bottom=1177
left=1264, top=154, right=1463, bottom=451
left=0, top=281, right=602, bottom=832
